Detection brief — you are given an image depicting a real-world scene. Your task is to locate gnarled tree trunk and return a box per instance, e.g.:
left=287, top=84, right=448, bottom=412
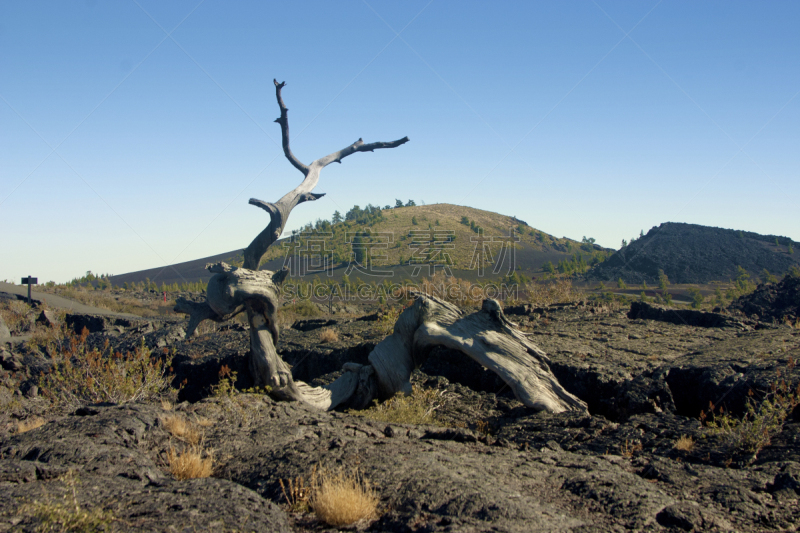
left=175, top=79, right=586, bottom=415
left=176, top=79, right=407, bottom=402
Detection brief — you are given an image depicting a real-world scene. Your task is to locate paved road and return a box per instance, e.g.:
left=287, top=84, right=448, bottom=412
left=0, top=282, right=142, bottom=318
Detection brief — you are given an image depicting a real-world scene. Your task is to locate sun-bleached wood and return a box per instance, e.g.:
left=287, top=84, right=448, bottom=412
left=324, top=293, right=588, bottom=413
left=175, top=79, right=408, bottom=401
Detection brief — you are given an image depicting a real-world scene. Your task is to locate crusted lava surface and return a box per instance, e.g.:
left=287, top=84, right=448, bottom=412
left=2, top=299, right=799, bottom=532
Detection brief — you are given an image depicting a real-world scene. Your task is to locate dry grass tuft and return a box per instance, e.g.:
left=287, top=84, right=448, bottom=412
left=674, top=435, right=694, bottom=452
left=160, top=399, right=173, bottom=411
left=620, top=439, right=643, bottom=458
left=161, top=414, right=202, bottom=445
left=17, top=470, right=115, bottom=531
left=526, top=278, right=581, bottom=307
left=195, top=416, right=214, bottom=428
left=0, top=300, right=33, bottom=334
left=166, top=446, right=214, bottom=480
left=349, top=384, right=447, bottom=426
left=318, top=328, right=338, bottom=343
left=15, top=417, right=46, bottom=434
left=54, top=287, right=171, bottom=317
left=311, top=467, right=379, bottom=527
left=280, top=475, right=312, bottom=513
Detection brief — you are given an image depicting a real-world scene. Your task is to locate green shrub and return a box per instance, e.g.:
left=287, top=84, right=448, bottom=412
left=687, top=287, right=704, bottom=309
left=39, top=332, right=171, bottom=409
left=713, top=288, right=724, bottom=306
left=658, top=269, right=669, bottom=290
left=762, top=269, right=778, bottom=284
left=701, top=362, right=800, bottom=460
left=289, top=299, right=319, bottom=317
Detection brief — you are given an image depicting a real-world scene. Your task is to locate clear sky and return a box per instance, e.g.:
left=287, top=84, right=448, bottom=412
left=1, top=1, right=798, bottom=283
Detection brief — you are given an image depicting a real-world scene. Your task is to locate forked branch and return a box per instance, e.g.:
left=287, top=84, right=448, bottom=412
left=244, top=80, right=409, bottom=270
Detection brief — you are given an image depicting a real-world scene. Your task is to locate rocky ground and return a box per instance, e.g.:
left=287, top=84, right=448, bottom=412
left=1, top=290, right=799, bottom=531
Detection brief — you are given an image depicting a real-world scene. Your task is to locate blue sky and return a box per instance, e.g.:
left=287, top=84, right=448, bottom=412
left=1, top=1, right=798, bottom=283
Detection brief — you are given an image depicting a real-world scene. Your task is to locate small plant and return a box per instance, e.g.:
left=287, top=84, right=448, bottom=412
left=620, top=439, right=643, bottom=457
left=701, top=361, right=800, bottom=460
left=674, top=435, right=694, bottom=452
left=280, top=473, right=312, bottom=513
left=318, top=328, right=338, bottom=343
left=311, top=466, right=379, bottom=527
left=762, top=269, right=778, bottom=284
left=617, top=278, right=626, bottom=289
left=475, top=419, right=491, bottom=436
left=730, top=266, right=756, bottom=297
left=378, top=306, right=402, bottom=336
left=714, top=287, right=725, bottom=307
left=658, top=269, right=669, bottom=290
left=166, top=445, right=214, bottom=480
left=350, top=384, right=447, bottom=426
left=0, top=299, right=33, bottom=334
left=212, top=365, right=238, bottom=398
left=687, top=287, right=704, bottom=309
left=17, top=470, right=115, bottom=532
left=161, top=414, right=202, bottom=445
left=39, top=332, right=171, bottom=409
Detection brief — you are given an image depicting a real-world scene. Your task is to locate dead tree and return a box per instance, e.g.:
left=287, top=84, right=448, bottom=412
left=176, top=80, right=586, bottom=414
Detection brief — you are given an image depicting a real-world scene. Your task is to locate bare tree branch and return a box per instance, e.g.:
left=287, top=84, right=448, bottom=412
left=316, top=136, right=410, bottom=168
left=243, top=83, right=409, bottom=271
left=273, top=79, right=308, bottom=176
left=173, top=297, right=223, bottom=337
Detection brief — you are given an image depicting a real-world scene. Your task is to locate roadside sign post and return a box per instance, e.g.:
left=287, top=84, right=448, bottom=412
left=21, top=276, right=38, bottom=304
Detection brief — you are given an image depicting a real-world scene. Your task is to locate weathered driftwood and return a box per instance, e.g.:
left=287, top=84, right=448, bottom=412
left=174, top=78, right=586, bottom=414
left=175, top=79, right=408, bottom=401
left=322, top=292, right=587, bottom=413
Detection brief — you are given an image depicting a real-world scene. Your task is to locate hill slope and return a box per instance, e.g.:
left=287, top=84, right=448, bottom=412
left=585, top=222, right=799, bottom=284
left=109, top=204, right=610, bottom=287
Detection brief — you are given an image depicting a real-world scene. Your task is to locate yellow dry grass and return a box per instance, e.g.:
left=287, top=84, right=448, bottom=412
left=195, top=416, right=214, bottom=428
left=166, top=446, right=213, bottom=480
left=15, top=417, right=46, bottom=434
left=17, top=470, right=115, bottom=531
left=318, top=328, right=338, bottom=343
left=161, top=414, right=202, bottom=445
left=674, top=435, right=694, bottom=452
left=311, top=467, right=379, bottom=527
left=526, top=278, right=581, bottom=306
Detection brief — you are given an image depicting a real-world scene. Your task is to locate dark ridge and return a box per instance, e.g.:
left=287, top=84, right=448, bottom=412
left=586, top=222, right=798, bottom=284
